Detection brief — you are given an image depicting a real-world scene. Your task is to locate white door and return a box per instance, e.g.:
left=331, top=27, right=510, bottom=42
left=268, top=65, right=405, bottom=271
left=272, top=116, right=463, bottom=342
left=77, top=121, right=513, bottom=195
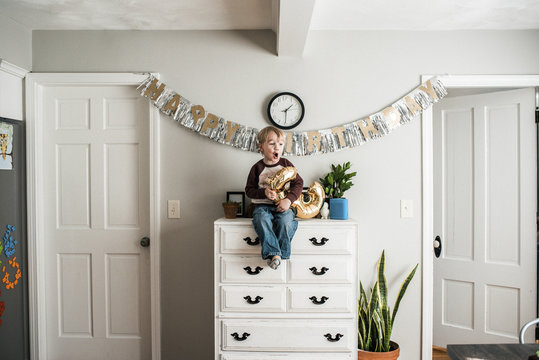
left=433, top=88, right=537, bottom=347
left=41, top=83, right=151, bottom=359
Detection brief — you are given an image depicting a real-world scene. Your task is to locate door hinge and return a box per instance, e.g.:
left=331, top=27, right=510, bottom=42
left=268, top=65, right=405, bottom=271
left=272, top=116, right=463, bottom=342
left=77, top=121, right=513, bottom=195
left=536, top=87, right=539, bottom=123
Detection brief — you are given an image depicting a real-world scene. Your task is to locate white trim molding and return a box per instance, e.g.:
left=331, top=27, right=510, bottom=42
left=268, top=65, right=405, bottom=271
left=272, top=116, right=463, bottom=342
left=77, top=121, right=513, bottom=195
left=0, top=59, right=29, bottom=120
left=0, top=58, right=29, bottom=78
left=25, top=72, right=161, bottom=360
left=420, top=74, right=539, bottom=360
left=149, top=102, right=162, bottom=360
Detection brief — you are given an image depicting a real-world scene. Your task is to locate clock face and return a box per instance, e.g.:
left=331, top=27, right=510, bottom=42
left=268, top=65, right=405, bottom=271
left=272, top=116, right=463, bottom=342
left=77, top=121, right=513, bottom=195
left=267, top=92, right=305, bottom=130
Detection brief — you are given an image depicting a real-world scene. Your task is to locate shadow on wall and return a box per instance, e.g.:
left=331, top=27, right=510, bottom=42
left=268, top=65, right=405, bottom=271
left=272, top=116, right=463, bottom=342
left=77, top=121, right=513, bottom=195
left=161, top=211, right=219, bottom=358
left=233, top=30, right=276, bottom=56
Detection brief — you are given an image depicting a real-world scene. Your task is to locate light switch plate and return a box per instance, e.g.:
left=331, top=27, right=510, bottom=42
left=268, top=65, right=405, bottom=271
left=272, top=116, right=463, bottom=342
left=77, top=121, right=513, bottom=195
left=168, top=200, right=180, bottom=219
left=400, top=200, right=413, bottom=218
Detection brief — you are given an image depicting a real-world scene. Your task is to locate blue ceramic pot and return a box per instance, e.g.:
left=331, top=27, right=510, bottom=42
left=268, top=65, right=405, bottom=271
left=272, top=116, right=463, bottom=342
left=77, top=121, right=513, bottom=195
left=329, top=198, right=348, bottom=220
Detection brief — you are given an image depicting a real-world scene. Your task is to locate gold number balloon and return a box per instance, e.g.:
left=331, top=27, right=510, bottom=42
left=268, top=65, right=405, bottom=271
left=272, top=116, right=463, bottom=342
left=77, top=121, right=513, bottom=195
left=265, top=167, right=297, bottom=202
left=291, top=182, right=325, bottom=219
left=266, top=167, right=325, bottom=219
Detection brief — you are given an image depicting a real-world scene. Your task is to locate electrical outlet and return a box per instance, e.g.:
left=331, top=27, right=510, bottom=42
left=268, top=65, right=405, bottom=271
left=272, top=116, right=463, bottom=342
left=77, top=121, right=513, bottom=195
left=168, top=200, right=180, bottom=219
left=400, top=200, right=413, bottom=218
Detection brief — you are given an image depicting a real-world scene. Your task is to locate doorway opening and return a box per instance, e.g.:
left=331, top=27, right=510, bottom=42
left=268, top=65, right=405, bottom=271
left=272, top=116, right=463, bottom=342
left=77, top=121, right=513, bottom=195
left=420, top=75, right=539, bottom=360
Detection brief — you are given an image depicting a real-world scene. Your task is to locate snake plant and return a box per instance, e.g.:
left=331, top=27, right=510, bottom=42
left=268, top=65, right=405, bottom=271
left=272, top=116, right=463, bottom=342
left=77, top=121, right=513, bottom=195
left=358, top=250, right=418, bottom=352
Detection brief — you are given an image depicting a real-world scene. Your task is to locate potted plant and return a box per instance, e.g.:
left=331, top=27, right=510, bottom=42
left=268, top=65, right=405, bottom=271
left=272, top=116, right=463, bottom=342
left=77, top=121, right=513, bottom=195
left=222, top=200, right=239, bottom=219
left=319, top=161, right=357, bottom=219
left=358, top=250, right=418, bottom=359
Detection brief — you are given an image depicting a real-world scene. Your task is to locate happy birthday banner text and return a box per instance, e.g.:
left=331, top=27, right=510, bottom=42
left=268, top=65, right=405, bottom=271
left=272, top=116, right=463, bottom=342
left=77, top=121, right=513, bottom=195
left=137, top=75, right=447, bottom=156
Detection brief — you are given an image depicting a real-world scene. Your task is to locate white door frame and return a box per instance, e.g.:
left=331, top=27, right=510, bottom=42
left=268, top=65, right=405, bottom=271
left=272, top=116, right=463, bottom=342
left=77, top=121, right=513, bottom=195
left=25, top=73, right=162, bottom=360
left=421, top=74, right=539, bottom=359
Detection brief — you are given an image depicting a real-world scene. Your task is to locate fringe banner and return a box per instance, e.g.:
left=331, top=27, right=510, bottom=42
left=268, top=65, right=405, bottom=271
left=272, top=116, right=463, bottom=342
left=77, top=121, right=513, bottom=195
left=137, top=75, right=447, bottom=156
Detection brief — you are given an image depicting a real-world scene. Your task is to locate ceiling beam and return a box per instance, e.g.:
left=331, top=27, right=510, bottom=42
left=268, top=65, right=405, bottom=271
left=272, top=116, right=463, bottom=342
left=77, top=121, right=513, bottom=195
left=273, top=0, right=315, bottom=57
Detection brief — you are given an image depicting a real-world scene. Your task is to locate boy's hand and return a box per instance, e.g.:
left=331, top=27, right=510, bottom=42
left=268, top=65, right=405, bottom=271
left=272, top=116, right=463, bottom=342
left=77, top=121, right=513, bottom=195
left=276, top=198, right=291, bottom=212
left=265, top=187, right=277, bottom=200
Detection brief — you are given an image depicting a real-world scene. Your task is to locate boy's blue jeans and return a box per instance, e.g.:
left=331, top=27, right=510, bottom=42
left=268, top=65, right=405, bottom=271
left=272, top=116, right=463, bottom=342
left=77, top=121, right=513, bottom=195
left=252, top=204, right=298, bottom=260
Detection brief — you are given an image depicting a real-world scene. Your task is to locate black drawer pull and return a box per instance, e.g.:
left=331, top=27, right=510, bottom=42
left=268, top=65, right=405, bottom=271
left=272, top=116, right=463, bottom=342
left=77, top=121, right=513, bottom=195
left=309, top=237, right=329, bottom=246
left=243, top=266, right=263, bottom=275
left=324, top=333, right=343, bottom=342
left=309, top=266, right=329, bottom=275
left=243, top=236, right=260, bottom=246
left=309, top=296, right=329, bottom=305
left=231, top=332, right=250, bottom=341
left=244, top=295, right=263, bottom=304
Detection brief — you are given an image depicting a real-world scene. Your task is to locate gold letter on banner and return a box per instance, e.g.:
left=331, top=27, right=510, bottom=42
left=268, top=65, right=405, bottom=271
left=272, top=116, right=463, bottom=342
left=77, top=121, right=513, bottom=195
left=382, top=106, right=401, bottom=128
left=358, top=117, right=378, bottom=139
left=417, top=80, right=439, bottom=100
left=405, top=96, right=422, bottom=114
left=163, top=94, right=181, bottom=113
left=285, top=132, right=294, bottom=153
left=138, top=74, right=447, bottom=156
left=201, top=113, right=219, bottom=132
left=191, top=105, right=205, bottom=126
left=225, top=122, right=240, bottom=142
left=307, top=131, right=321, bottom=152
left=332, top=126, right=346, bottom=146
left=144, top=78, right=165, bottom=100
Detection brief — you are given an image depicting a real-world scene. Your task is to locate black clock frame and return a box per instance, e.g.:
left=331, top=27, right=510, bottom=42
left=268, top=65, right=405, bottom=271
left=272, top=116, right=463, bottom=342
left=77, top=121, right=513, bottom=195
left=267, top=92, right=305, bottom=130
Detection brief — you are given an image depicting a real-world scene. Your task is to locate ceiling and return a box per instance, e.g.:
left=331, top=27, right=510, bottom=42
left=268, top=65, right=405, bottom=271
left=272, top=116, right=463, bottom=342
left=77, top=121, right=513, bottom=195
left=2, top=0, right=538, bottom=56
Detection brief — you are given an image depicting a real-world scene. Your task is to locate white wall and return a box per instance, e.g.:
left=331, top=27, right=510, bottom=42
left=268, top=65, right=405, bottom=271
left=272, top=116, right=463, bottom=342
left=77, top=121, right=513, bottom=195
left=31, top=29, right=539, bottom=359
left=0, top=13, right=32, bottom=71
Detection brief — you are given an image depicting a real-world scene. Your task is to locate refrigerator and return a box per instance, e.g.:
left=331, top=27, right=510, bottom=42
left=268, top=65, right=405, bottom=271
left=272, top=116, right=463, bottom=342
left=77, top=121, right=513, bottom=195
left=0, top=117, right=29, bottom=359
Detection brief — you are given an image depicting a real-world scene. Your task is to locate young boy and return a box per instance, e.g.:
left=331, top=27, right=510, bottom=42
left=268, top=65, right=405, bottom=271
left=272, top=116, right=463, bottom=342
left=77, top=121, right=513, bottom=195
left=245, top=126, right=304, bottom=270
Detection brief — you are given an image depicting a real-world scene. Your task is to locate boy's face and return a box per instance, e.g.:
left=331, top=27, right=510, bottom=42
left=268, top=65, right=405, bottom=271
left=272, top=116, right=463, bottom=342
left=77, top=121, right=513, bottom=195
left=260, top=131, right=284, bottom=165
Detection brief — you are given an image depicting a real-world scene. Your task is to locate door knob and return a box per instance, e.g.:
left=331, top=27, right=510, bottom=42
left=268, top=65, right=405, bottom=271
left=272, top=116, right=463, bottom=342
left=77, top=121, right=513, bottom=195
left=433, top=235, right=441, bottom=258
left=140, top=237, right=150, bottom=247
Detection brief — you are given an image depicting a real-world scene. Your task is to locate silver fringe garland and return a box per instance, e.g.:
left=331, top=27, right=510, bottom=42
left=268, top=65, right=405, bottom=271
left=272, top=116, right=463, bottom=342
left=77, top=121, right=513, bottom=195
left=137, top=75, right=447, bottom=156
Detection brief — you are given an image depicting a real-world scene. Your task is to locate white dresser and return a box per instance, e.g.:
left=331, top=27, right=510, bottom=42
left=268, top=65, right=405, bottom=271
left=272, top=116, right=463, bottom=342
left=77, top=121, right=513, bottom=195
left=214, top=218, right=358, bottom=360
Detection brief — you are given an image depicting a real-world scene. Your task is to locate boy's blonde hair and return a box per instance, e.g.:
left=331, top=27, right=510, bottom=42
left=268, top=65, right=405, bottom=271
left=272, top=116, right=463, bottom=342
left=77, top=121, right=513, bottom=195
left=257, top=126, right=284, bottom=147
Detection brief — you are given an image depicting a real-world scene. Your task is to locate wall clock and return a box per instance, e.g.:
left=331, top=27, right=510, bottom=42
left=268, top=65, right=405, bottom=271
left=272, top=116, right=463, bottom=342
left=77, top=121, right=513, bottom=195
left=267, top=92, right=305, bottom=130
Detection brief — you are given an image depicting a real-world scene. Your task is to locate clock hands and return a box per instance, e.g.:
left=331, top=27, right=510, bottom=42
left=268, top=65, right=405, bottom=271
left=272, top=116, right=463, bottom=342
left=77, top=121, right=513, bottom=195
left=280, top=104, right=293, bottom=124
left=281, top=104, right=293, bottom=113
left=278, top=103, right=300, bottom=125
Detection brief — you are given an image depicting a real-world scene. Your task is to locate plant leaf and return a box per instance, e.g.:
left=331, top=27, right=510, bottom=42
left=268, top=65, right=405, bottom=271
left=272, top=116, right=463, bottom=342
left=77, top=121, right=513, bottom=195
left=391, top=263, right=418, bottom=326
left=358, top=251, right=417, bottom=353
left=376, top=250, right=392, bottom=351
left=365, top=281, right=380, bottom=351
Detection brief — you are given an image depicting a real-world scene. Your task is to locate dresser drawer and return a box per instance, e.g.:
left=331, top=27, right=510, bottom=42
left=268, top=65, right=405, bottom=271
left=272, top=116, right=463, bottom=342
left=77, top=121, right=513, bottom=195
left=288, top=286, right=353, bottom=313
left=291, top=226, right=355, bottom=254
left=288, top=255, right=353, bottom=284
left=221, top=319, right=354, bottom=352
left=222, top=354, right=353, bottom=359
left=220, top=226, right=260, bottom=254
left=221, top=256, right=286, bottom=283
left=221, top=286, right=286, bottom=312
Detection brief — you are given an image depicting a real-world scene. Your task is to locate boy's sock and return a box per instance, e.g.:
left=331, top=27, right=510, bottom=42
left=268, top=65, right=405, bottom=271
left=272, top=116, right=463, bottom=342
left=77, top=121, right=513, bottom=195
left=268, top=256, right=281, bottom=270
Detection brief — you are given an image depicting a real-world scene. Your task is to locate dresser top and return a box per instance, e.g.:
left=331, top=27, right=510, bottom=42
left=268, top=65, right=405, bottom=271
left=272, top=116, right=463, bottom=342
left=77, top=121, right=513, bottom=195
left=214, top=217, right=358, bottom=225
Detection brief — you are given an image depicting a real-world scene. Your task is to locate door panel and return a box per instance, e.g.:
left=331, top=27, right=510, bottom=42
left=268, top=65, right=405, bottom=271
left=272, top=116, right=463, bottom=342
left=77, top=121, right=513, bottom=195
left=433, top=88, right=537, bottom=346
left=58, top=253, right=93, bottom=337
left=42, top=85, right=151, bottom=359
left=442, top=108, right=474, bottom=261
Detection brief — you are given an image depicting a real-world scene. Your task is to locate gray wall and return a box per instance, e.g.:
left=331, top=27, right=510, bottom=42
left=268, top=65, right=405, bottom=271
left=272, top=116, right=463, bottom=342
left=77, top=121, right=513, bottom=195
left=0, top=14, right=32, bottom=71
left=30, top=29, right=539, bottom=359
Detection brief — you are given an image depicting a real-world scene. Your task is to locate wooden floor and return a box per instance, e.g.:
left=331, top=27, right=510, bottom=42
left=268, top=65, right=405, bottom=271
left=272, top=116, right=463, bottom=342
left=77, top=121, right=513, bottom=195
left=433, top=346, right=450, bottom=360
